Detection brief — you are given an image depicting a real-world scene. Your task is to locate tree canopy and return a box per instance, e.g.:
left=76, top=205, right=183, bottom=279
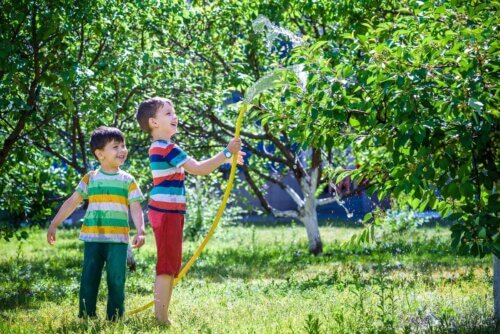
left=0, top=0, right=498, bottom=258
left=268, top=0, right=499, bottom=257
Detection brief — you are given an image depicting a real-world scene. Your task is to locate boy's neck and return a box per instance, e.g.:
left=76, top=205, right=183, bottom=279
left=152, top=133, right=171, bottom=142
left=99, top=164, right=120, bottom=174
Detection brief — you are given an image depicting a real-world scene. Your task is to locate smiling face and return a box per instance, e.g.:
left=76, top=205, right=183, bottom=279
left=149, top=102, right=179, bottom=140
left=95, top=139, right=128, bottom=169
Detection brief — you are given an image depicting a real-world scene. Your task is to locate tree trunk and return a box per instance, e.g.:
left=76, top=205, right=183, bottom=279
left=494, top=255, right=500, bottom=328
left=298, top=166, right=323, bottom=255
left=299, top=203, right=323, bottom=255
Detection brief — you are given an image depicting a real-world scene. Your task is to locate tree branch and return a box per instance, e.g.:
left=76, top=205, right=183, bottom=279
left=71, top=114, right=77, bottom=166
left=240, top=164, right=273, bottom=214
left=0, top=6, right=39, bottom=169
left=114, top=86, right=140, bottom=126
left=74, top=107, right=87, bottom=168
left=201, top=108, right=268, bottom=140
left=212, top=49, right=231, bottom=74
left=316, top=181, right=373, bottom=206
left=311, top=148, right=322, bottom=189
left=78, top=20, right=84, bottom=62
left=185, top=106, right=291, bottom=165
left=291, top=16, right=307, bottom=36
left=248, top=166, right=304, bottom=208
left=272, top=209, right=299, bottom=219
left=89, top=38, right=106, bottom=68
left=263, top=124, right=308, bottom=180
left=36, top=136, right=86, bottom=174
left=241, top=137, right=290, bottom=165
left=171, top=38, right=217, bottom=69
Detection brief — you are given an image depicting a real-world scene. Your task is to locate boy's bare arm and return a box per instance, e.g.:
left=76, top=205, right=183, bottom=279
left=129, top=201, right=145, bottom=248
left=183, top=138, right=245, bottom=176
left=47, top=191, right=83, bottom=245
left=183, top=152, right=228, bottom=176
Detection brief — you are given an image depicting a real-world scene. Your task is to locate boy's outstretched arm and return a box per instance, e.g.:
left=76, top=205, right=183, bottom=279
left=183, top=138, right=245, bottom=176
left=47, top=191, right=83, bottom=245
left=130, top=202, right=145, bottom=248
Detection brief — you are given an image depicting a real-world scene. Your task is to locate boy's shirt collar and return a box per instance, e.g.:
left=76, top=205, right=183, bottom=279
left=153, top=139, right=171, bottom=144
left=97, top=168, right=121, bottom=176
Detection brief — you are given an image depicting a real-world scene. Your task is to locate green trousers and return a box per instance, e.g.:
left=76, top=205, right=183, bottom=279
left=79, top=242, right=128, bottom=320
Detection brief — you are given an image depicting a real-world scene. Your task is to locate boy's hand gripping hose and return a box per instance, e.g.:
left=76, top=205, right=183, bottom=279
left=127, top=104, right=248, bottom=316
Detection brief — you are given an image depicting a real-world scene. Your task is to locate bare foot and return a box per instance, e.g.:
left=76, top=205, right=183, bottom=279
left=158, top=319, right=172, bottom=327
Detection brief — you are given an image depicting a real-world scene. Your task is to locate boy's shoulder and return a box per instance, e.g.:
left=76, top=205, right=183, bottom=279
left=150, top=139, right=179, bottom=149
left=149, top=140, right=183, bottom=154
left=80, top=170, right=98, bottom=182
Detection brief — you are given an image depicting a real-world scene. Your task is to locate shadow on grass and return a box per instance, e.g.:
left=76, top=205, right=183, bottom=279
left=181, top=236, right=487, bottom=283
left=0, top=253, right=82, bottom=311
left=0, top=231, right=488, bottom=313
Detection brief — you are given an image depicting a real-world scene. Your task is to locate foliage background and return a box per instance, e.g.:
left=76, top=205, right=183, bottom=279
left=0, top=0, right=498, bottom=254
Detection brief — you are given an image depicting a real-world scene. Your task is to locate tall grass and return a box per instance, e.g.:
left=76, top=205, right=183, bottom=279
left=0, top=225, right=495, bottom=333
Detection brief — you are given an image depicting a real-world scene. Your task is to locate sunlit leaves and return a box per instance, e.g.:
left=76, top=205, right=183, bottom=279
left=273, top=1, right=498, bottom=257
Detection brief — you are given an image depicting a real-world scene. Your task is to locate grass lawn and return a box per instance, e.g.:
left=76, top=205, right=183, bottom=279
left=0, top=224, right=495, bottom=333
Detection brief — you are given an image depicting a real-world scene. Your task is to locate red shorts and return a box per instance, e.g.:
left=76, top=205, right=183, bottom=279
left=148, top=210, right=184, bottom=277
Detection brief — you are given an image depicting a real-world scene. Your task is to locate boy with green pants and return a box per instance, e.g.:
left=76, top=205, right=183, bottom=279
left=47, top=126, right=145, bottom=320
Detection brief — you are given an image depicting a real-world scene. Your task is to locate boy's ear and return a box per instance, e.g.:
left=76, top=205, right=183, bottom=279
left=148, top=117, right=158, bottom=129
left=94, top=149, right=104, bottom=161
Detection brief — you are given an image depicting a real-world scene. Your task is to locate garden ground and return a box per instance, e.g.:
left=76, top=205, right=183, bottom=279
left=0, top=224, right=495, bottom=333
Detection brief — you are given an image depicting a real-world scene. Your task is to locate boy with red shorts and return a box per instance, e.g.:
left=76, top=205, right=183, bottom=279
left=136, top=97, right=245, bottom=325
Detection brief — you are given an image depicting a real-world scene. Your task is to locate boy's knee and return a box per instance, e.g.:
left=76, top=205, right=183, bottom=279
left=107, top=271, right=126, bottom=288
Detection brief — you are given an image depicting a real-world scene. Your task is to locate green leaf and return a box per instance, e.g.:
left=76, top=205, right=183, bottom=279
left=410, top=198, right=420, bottom=210
left=460, top=182, right=475, bottom=197
left=349, top=117, right=360, bottom=128
left=367, top=76, right=376, bottom=84
left=309, top=40, right=328, bottom=53
left=444, top=182, right=461, bottom=200
left=438, top=158, right=449, bottom=170
left=477, top=228, right=487, bottom=239
left=468, top=98, right=483, bottom=113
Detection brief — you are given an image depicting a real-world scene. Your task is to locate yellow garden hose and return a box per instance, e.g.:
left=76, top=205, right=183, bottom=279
left=127, top=104, right=248, bottom=316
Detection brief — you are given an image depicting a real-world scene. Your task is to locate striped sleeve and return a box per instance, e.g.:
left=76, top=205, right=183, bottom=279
left=75, top=173, right=90, bottom=199
left=128, top=179, right=144, bottom=203
left=166, top=144, right=189, bottom=168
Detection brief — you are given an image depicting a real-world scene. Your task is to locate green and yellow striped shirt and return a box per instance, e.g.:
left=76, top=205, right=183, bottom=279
left=76, top=169, right=144, bottom=244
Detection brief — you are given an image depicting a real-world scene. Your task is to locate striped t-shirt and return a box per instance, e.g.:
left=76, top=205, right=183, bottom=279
left=148, top=139, right=189, bottom=214
left=76, top=169, right=144, bottom=243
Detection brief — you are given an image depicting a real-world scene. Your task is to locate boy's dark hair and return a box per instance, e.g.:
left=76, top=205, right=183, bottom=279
left=90, top=126, right=125, bottom=159
left=136, top=97, right=173, bottom=134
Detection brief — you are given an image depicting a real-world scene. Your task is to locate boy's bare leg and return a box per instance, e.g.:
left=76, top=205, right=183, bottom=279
left=154, top=274, right=174, bottom=324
